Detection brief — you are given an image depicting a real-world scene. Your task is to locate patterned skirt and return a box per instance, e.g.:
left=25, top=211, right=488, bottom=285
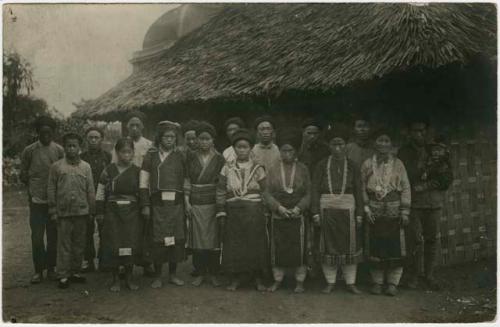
left=319, top=194, right=363, bottom=266
left=365, top=199, right=406, bottom=267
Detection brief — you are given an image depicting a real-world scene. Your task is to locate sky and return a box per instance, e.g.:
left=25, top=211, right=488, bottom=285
left=3, top=4, right=177, bottom=117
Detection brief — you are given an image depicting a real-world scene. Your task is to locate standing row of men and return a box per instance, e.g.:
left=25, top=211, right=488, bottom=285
left=20, top=111, right=450, bottom=291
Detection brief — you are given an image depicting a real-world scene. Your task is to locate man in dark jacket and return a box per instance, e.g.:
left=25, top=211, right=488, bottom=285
left=346, top=115, right=375, bottom=169
left=80, top=126, right=111, bottom=272
left=298, top=118, right=330, bottom=279
left=298, top=118, right=330, bottom=175
left=398, top=121, right=453, bottom=291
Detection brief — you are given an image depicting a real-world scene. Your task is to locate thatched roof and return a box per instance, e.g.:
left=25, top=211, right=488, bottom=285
left=74, top=3, right=496, bottom=119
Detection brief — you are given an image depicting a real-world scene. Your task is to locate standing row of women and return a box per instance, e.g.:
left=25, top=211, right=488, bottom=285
left=95, top=118, right=411, bottom=296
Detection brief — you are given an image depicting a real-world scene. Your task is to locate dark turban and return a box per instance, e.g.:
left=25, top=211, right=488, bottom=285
left=276, top=128, right=302, bottom=150
left=350, top=112, right=373, bottom=126
left=196, top=121, right=217, bottom=138
left=325, top=126, right=350, bottom=142
left=181, top=120, right=200, bottom=135
left=372, top=127, right=394, bottom=141
left=231, top=128, right=254, bottom=146
left=224, top=117, right=246, bottom=130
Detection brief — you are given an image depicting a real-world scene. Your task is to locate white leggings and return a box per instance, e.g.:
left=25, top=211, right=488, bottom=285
left=322, top=264, right=357, bottom=285
left=272, top=266, right=307, bottom=282
left=370, top=266, right=404, bottom=285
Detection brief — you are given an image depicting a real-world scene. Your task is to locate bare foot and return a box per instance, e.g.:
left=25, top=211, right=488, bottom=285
left=169, top=275, right=185, bottom=286
left=210, top=275, right=221, bottom=287
left=255, top=278, right=267, bottom=292
left=267, top=281, right=281, bottom=292
left=322, top=283, right=335, bottom=294
left=126, top=279, right=139, bottom=291
left=110, top=280, right=121, bottom=292
left=346, top=284, right=362, bottom=294
left=191, top=276, right=204, bottom=287
left=151, top=278, right=163, bottom=289
left=294, top=282, right=305, bottom=293
left=226, top=280, right=239, bottom=291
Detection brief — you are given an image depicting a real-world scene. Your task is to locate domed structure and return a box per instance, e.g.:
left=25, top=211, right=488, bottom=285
left=130, top=4, right=225, bottom=70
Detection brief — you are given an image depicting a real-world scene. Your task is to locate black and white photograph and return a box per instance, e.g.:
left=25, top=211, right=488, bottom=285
left=2, top=2, right=497, bottom=323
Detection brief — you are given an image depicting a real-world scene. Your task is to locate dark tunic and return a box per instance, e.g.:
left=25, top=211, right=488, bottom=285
left=265, top=161, right=311, bottom=267
left=298, top=140, right=330, bottom=176
left=216, top=160, right=269, bottom=273
left=140, top=148, right=187, bottom=264
left=81, top=149, right=112, bottom=191
left=185, top=151, right=225, bottom=249
left=97, top=164, right=141, bottom=268
left=312, top=156, right=364, bottom=265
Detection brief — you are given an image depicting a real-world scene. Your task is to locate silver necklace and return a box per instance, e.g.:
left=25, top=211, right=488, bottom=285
left=327, top=156, right=347, bottom=198
left=280, top=160, right=296, bottom=194
left=371, top=154, right=393, bottom=200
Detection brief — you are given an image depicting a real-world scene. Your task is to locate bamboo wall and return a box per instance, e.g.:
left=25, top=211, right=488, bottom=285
left=438, top=138, right=497, bottom=265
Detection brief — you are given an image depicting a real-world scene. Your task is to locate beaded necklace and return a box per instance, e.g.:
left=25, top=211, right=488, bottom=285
left=327, top=156, right=347, bottom=198
left=371, top=154, right=393, bottom=200
left=280, top=160, right=296, bottom=194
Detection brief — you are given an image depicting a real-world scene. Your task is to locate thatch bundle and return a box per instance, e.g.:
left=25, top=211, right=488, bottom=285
left=74, top=3, right=496, bottom=120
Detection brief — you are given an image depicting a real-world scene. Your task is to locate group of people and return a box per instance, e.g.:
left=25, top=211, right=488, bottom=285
left=20, top=111, right=453, bottom=296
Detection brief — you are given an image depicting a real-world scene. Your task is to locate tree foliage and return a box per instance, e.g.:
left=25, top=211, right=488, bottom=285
left=2, top=51, right=67, bottom=156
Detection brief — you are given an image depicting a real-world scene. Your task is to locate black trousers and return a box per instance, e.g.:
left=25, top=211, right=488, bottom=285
left=192, top=249, right=220, bottom=275
left=29, top=202, right=57, bottom=273
left=407, top=208, right=441, bottom=278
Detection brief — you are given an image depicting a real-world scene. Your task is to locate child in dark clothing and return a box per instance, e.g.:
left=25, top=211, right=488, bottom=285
left=96, top=138, right=141, bottom=292
left=414, top=139, right=453, bottom=193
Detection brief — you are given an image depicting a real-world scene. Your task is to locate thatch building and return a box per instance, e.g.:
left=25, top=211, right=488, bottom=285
left=74, top=4, right=495, bottom=132
left=74, top=3, right=497, bottom=265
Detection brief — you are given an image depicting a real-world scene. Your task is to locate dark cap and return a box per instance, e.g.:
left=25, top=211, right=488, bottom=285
left=302, top=117, right=325, bottom=130
left=157, top=120, right=181, bottom=133
left=253, top=115, right=275, bottom=130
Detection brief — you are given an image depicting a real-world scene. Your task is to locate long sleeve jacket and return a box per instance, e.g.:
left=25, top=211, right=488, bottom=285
left=47, top=158, right=95, bottom=217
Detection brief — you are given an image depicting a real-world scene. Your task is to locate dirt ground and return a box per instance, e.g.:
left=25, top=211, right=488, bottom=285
left=2, top=189, right=497, bottom=323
